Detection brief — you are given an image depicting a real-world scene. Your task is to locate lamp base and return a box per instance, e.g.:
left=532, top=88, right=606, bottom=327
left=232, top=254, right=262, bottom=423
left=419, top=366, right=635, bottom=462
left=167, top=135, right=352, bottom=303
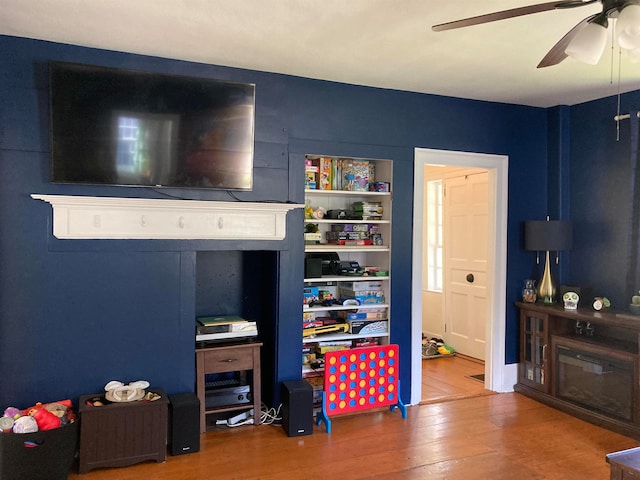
left=538, top=250, right=556, bottom=304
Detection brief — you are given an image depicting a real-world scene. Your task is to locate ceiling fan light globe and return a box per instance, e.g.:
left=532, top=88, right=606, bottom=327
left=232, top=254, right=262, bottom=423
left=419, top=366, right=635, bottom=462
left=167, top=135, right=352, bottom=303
left=618, top=30, right=640, bottom=50
left=628, top=48, right=640, bottom=62
left=616, top=5, right=640, bottom=49
left=565, top=22, right=608, bottom=65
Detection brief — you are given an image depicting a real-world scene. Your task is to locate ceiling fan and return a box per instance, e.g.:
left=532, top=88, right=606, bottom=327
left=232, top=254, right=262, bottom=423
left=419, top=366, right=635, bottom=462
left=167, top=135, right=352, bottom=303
left=432, top=0, right=640, bottom=67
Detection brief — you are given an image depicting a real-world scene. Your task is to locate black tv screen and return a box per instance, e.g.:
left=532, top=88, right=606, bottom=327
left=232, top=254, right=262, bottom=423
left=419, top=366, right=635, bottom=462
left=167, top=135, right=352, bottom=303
left=49, top=62, right=255, bottom=190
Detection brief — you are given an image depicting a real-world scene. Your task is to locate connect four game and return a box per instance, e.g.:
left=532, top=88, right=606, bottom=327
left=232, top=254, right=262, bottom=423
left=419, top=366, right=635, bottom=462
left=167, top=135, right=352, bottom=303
left=316, top=344, right=407, bottom=433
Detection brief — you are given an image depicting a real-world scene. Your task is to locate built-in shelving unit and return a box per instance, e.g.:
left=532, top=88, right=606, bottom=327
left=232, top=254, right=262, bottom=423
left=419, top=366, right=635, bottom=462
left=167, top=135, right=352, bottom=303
left=301, top=155, right=392, bottom=404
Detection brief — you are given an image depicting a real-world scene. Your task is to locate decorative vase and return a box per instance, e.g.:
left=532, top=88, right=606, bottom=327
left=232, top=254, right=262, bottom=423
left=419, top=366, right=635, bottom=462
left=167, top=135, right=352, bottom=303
left=522, top=279, right=537, bottom=303
left=538, top=251, right=556, bottom=304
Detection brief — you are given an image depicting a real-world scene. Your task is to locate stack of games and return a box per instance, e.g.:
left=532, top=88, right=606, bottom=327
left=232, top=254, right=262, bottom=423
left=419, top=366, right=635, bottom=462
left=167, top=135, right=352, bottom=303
left=352, top=201, right=383, bottom=221
left=326, top=223, right=374, bottom=245
left=303, top=311, right=321, bottom=331
left=339, top=280, right=385, bottom=305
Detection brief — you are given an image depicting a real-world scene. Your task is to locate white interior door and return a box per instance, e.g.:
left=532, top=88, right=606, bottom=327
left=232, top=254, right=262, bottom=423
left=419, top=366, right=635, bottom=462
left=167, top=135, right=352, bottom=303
left=443, top=172, right=488, bottom=360
left=412, top=147, right=513, bottom=404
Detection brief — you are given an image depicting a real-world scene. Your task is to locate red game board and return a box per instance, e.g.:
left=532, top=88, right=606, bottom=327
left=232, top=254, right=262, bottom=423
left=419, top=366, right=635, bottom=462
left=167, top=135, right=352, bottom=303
left=316, top=344, right=406, bottom=433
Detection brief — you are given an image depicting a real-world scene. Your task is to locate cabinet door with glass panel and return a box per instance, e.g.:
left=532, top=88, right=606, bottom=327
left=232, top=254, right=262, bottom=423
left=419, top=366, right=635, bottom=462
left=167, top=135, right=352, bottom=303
left=519, top=308, right=550, bottom=393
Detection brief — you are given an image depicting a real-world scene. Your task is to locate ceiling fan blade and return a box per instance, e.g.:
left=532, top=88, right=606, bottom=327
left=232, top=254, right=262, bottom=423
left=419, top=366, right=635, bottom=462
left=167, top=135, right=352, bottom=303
left=536, top=14, right=597, bottom=67
left=432, top=1, right=597, bottom=32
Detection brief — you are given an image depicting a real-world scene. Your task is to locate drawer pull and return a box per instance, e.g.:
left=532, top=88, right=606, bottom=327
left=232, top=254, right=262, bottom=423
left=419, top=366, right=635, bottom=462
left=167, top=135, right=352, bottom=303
left=221, top=358, right=237, bottom=363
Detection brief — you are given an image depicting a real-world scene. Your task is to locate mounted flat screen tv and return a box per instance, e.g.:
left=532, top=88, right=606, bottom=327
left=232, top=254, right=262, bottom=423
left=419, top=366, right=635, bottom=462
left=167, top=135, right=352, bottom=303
left=49, top=61, right=255, bottom=190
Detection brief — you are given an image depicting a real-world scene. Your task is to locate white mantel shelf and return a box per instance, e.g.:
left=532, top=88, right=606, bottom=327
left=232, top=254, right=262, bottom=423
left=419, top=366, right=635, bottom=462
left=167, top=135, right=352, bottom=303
left=31, top=194, right=303, bottom=240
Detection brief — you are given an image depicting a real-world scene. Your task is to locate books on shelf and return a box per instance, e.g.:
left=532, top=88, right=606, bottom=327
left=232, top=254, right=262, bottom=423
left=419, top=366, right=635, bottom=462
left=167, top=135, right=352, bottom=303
left=305, top=158, right=318, bottom=189
left=195, top=315, right=258, bottom=341
left=305, top=156, right=377, bottom=192
left=197, top=315, right=247, bottom=326
left=319, top=157, right=332, bottom=190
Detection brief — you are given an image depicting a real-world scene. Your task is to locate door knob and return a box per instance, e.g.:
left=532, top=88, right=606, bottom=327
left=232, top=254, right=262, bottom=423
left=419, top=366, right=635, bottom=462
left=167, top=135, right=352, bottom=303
left=466, top=273, right=474, bottom=283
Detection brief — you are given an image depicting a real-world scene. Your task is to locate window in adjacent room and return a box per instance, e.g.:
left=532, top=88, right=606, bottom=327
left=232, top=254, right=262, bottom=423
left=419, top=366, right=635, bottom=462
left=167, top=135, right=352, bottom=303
left=427, top=180, right=443, bottom=292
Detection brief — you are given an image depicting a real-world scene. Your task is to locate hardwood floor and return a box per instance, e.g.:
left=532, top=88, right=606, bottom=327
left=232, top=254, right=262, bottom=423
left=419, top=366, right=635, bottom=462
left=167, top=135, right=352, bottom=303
left=68, top=356, right=638, bottom=479
left=421, top=354, right=492, bottom=404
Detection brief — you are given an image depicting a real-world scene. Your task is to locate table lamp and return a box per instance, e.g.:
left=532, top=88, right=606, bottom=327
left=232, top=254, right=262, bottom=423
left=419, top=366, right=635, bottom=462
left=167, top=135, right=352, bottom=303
left=524, top=217, right=572, bottom=304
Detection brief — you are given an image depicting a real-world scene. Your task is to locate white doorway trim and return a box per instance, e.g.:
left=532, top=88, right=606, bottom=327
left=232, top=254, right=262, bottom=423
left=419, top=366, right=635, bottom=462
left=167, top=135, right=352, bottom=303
left=410, top=148, right=516, bottom=405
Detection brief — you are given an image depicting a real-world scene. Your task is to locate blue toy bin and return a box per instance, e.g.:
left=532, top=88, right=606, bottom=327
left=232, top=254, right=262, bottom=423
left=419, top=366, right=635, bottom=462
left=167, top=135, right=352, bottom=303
left=0, top=421, right=79, bottom=480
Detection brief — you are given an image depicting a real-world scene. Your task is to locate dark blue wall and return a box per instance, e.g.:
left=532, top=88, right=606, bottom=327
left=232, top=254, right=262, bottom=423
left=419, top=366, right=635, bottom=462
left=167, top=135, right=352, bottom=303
left=568, top=91, right=640, bottom=307
left=1, top=34, right=553, bottom=408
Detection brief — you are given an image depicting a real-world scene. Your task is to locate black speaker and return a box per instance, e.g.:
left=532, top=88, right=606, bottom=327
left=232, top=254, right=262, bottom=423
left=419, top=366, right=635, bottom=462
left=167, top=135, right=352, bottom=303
left=168, top=393, right=200, bottom=455
left=305, top=257, right=322, bottom=278
left=305, top=252, right=340, bottom=276
left=281, top=380, right=313, bottom=437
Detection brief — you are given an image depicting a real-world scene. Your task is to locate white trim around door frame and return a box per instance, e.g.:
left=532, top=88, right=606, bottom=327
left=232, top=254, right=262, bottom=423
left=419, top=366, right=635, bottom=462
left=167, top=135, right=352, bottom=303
left=410, top=148, right=516, bottom=405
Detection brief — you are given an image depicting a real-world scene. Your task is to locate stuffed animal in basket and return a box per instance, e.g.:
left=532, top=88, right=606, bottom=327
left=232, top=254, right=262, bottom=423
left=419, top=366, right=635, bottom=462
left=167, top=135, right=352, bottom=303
left=0, top=399, right=75, bottom=433
left=22, top=399, right=74, bottom=430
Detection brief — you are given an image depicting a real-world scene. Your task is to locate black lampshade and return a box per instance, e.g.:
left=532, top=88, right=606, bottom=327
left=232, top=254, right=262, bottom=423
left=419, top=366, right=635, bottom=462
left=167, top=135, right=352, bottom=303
left=524, top=220, right=572, bottom=251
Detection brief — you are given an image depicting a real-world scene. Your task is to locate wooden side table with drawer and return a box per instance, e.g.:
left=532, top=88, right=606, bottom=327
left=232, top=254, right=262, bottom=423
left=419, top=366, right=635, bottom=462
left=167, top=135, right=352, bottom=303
left=196, top=341, right=262, bottom=433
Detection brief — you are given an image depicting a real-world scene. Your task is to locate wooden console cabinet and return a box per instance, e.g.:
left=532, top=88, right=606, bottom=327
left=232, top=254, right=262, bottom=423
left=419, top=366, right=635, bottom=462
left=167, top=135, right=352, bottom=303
left=78, top=389, right=168, bottom=473
left=196, top=341, right=262, bottom=433
left=515, top=302, right=640, bottom=439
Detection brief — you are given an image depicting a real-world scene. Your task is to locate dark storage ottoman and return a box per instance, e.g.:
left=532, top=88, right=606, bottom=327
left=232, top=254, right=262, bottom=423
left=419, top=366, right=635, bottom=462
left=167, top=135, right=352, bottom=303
left=0, top=421, right=79, bottom=480
left=78, top=389, right=168, bottom=473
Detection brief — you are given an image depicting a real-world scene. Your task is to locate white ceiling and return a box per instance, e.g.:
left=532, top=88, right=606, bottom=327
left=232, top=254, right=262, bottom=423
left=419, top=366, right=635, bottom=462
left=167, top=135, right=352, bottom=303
left=3, top=0, right=640, bottom=108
